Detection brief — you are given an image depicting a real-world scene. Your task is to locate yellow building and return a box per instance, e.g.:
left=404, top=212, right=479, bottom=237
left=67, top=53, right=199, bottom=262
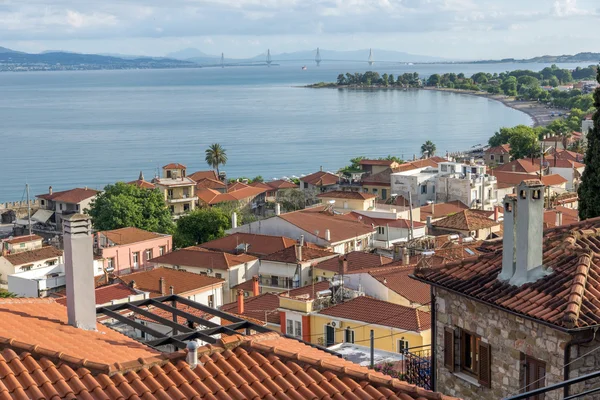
left=317, top=191, right=376, bottom=211
left=153, top=163, right=198, bottom=216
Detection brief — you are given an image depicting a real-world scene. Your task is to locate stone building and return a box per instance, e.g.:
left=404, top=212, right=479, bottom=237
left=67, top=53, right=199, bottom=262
left=414, top=179, right=600, bottom=400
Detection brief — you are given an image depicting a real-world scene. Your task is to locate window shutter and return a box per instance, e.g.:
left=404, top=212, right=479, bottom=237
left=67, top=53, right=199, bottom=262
left=444, top=327, right=454, bottom=371
left=478, top=341, right=492, bottom=388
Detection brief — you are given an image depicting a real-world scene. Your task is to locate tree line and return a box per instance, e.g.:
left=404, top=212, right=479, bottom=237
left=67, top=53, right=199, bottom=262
left=334, top=71, right=421, bottom=87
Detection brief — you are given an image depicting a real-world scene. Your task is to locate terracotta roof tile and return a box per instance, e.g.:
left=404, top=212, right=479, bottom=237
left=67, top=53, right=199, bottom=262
left=543, top=207, right=579, bottom=228
left=3, top=235, right=42, bottom=245
left=279, top=210, right=375, bottom=243
left=188, top=170, right=219, bottom=182
left=227, top=182, right=250, bottom=192
left=413, top=217, right=600, bottom=329
left=368, top=266, right=431, bottom=305
left=36, top=188, right=100, bottom=204
left=98, top=227, right=168, bottom=246
left=221, top=293, right=281, bottom=324
left=53, top=283, right=139, bottom=306
left=362, top=168, right=394, bottom=186
left=394, top=158, right=441, bottom=173
left=493, top=159, right=541, bottom=174
left=248, top=181, right=273, bottom=190
left=0, top=334, right=456, bottom=400
left=491, top=171, right=568, bottom=188
left=341, top=212, right=426, bottom=229
left=149, top=247, right=256, bottom=271
left=127, top=179, right=156, bottom=189
left=300, top=171, right=339, bottom=187
left=3, top=246, right=62, bottom=266
left=315, top=251, right=392, bottom=273
left=262, top=245, right=337, bottom=263
left=431, top=209, right=499, bottom=231
left=265, top=180, right=298, bottom=189
left=485, top=144, right=511, bottom=154
left=359, top=159, right=399, bottom=166
left=162, top=163, right=186, bottom=170
left=195, top=177, right=226, bottom=190
left=197, top=186, right=267, bottom=205
left=317, top=191, right=377, bottom=200
left=317, top=296, right=431, bottom=331
left=541, top=174, right=568, bottom=186
left=200, top=233, right=320, bottom=257
left=117, top=267, right=224, bottom=297
left=419, top=200, right=469, bottom=221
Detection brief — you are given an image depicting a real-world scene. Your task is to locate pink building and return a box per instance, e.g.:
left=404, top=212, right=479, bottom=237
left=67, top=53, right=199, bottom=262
left=95, top=227, right=172, bottom=275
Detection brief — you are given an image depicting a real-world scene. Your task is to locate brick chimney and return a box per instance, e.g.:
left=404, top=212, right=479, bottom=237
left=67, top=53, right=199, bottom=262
left=252, top=275, right=260, bottom=296
left=63, top=214, right=96, bottom=331
left=159, top=277, right=166, bottom=296
left=237, top=289, right=245, bottom=314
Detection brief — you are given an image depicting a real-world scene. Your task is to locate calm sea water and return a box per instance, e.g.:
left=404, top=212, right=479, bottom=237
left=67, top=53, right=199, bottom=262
left=0, top=61, right=589, bottom=202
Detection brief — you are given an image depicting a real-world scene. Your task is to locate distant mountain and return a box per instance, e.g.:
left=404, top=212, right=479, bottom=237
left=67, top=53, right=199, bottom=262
left=167, top=48, right=216, bottom=60
left=249, top=49, right=448, bottom=63
left=472, top=52, right=600, bottom=64
left=0, top=46, right=22, bottom=54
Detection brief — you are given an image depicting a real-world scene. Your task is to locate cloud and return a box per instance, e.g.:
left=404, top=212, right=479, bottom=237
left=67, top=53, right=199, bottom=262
left=551, top=0, right=589, bottom=17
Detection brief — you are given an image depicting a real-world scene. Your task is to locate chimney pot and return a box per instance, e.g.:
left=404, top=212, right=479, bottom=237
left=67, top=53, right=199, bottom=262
left=402, top=247, right=410, bottom=265
left=252, top=275, right=260, bottom=296
left=295, top=243, right=303, bottom=262
left=49, top=186, right=53, bottom=195
left=170, top=285, right=174, bottom=295
left=159, top=277, right=166, bottom=296
left=237, top=289, right=245, bottom=314
left=231, top=212, right=238, bottom=229
left=129, top=280, right=136, bottom=289
left=186, top=340, right=199, bottom=369
left=556, top=211, right=563, bottom=227
left=325, top=229, right=331, bottom=242
left=275, top=203, right=281, bottom=216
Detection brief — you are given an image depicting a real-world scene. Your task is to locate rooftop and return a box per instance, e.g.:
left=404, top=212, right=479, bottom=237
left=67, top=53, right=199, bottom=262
left=117, top=266, right=224, bottom=297
left=413, top=217, right=600, bottom=330
left=98, top=226, right=168, bottom=246
left=266, top=179, right=298, bottom=189
left=394, top=157, right=444, bottom=173
left=431, top=209, right=499, bottom=232
left=0, top=332, right=455, bottom=400
left=419, top=200, right=469, bottom=221
left=485, top=144, right=511, bottom=154
left=3, top=234, right=42, bottom=245
left=360, top=159, right=400, bottom=166
left=3, top=246, right=62, bottom=266
left=300, top=171, right=339, bottom=186
left=342, top=212, right=427, bottom=229
left=317, top=296, right=431, bottom=332
left=368, top=265, right=431, bottom=305
left=187, top=170, right=218, bottom=182
left=149, top=247, right=257, bottom=270
left=162, top=163, right=186, bottom=170
left=221, top=293, right=281, bottom=324
left=492, top=171, right=565, bottom=189
left=315, top=251, right=392, bottom=273
left=199, top=232, right=314, bottom=257
left=195, top=177, right=226, bottom=190
left=197, top=186, right=267, bottom=205
left=53, top=283, right=139, bottom=306
left=543, top=206, right=579, bottom=228
left=262, top=245, right=337, bottom=263
left=279, top=209, right=375, bottom=243
left=317, top=190, right=377, bottom=200
left=493, top=159, right=541, bottom=174
left=153, top=176, right=196, bottom=187
left=36, top=187, right=100, bottom=204
left=127, top=179, right=156, bottom=189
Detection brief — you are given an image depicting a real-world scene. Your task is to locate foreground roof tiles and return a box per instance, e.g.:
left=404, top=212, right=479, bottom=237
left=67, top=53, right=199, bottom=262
left=117, top=266, right=224, bottom=297
left=98, top=226, right=168, bottom=246
left=414, top=217, right=600, bottom=329
left=3, top=246, right=62, bottom=266
left=318, top=296, right=431, bottom=332
left=0, top=332, right=455, bottom=400
left=315, top=251, right=392, bottom=273
left=36, top=187, right=100, bottom=204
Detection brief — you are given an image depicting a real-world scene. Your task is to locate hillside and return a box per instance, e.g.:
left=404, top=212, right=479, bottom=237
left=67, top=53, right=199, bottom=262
left=473, top=52, right=600, bottom=64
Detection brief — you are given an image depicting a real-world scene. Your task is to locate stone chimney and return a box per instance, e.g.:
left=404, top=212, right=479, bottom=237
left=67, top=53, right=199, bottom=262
left=159, top=277, right=166, bottom=296
left=338, top=255, right=348, bottom=275
left=63, top=214, right=96, bottom=331
left=49, top=186, right=53, bottom=195
left=237, top=289, right=245, bottom=314
left=556, top=211, right=563, bottom=227
left=231, top=212, right=238, bottom=229
left=325, top=229, right=331, bottom=242
left=252, top=275, right=260, bottom=296
left=275, top=203, right=281, bottom=216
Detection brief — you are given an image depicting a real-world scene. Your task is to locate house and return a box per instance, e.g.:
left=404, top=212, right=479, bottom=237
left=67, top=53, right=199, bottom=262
left=0, top=246, right=63, bottom=288
left=249, top=181, right=277, bottom=200
left=317, top=190, right=377, bottom=211
left=430, top=209, right=501, bottom=240
left=127, top=171, right=156, bottom=189
left=250, top=179, right=299, bottom=202
left=492, top=158, right=542, bottom=175
left=195, top=177, right=227, bottom=192
left=257, top=243, right=337, bottom=293
left=492, top=171, right=568, bottom=200
left=198, top=232, right=322, bottom=257
left=436, top=162, right=498, bottom=210
left=483, top=144, right=511, bottom=166
left=359, top=159, right=401, bottom=175
left=228, top=207, right=376, bottom=254
left=540, top=132, right=583, bottom=151
left=1, top=234, right=43, bottom=254
left=117, top=266, right=225, bottom=308
left=196, top=186, right=267, bottom=212
left=153, top=163, right=197, bottom=216
left=540, top=157, right=586, bottom=191
left=361, top=167, right=395, bottom=201
left=419, top=200, right=470, bottom=222
left=547, top=148, right=585, bottom=163
left=148, top=247, right=258, bottom=302
left=313, top=251, right=392, bottom=281
left=299, top=170, right=340, bottom=193
left=36, top=186, right=100, bottom=230
left=95, top=227, right=173, bottom=275
left=412, top=179, right=600, bottom=399
left=340, top=212, right=427, bottom=250
left=543, top=206, right=579, bottom=228
left=52, top=282, right=147, bottom=307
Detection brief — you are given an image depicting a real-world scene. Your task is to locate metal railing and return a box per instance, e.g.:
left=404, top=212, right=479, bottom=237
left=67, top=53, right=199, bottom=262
left=504, top=368, right=600, bottom=400
left=373, top=344, right=431, bottom=390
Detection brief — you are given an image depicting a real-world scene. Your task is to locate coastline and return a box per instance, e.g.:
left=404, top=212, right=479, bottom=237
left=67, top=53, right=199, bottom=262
left=420, top=87, right=562, bottom=127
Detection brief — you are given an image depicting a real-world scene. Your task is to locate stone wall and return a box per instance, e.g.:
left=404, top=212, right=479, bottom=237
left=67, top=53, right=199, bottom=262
left=434, top=287, right=571, bottom=400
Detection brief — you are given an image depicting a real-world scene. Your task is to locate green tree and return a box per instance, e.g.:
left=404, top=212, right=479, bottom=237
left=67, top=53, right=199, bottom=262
left=501, top=76, right=518, bottom=96
left=277, top=189, right=305, bottom=212
left=350, top=156, right=366, bottom=170
left=548, top=76, right=560, bottom=87
left=205, top=143, right=228, bottom=176
left=427, top=74, right=441, bottom=86
left=336, top=74, right=346, bottom=85
left=421, top=140, right=436, bottom=157
left=380, top=155, right=403, bottom=163
left=88, top=182, right=174, bottom=233
left=508, top=126, right=539, bottom=159
left=382, top=73, right=389, bottom=86
left=173, top=208, right=231, bottom=248
left=388, top=74, right=395, bottom=85
left=578, top=69, right=600, bottom=220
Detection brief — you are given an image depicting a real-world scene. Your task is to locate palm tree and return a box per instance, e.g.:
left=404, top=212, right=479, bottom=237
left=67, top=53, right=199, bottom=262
left=421, top=140, right=436, bottom=158
left=205, top=143, right=228, bottom=176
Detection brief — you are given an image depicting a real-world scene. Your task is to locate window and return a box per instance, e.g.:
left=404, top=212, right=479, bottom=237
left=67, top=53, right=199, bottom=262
left=168, top=189, right=174, bottom=199
left=377, top=226, right=385, bottom=235
left=294, top=321, right=302, bottom=338
left=325, top=324, right=335, bottom=347
left=145, top=249, right=152, bottom=261
left=490, top=155, right=495, bottom=160
left=183, top=203, right=190, bottom=212
left=444, top=327, right=491, bottom=387
left=271, top=276, right=279, bottom=287
left=167, top=170, right=172, bottom=178
left=287, top=319, right=294, bottom=336
left=398, top=338, right=409, bottom=353
left=215, top=273, right=222, bottom=279
left=345, top=328, right=355, bottom=344
left=421, top=185, right=427, bottom=194
left=59, top=203, right=63, bottom=211
left=159, top=246, right=166, bottom=256
left=521, top=354, right=546, bottom=400
left=169, top=206, right=175, bottom=213
left=21, top=265, right=32, bottom=271
left=107, top=257, right=114, bottom=270
left=45, top=260, right=57, bottom=266
left=132, top=252, right=139, bottom=268
left=372, top=188, right=378, bottom=194
left=75, top=204, right=80, bottom=211
left=499, top=155, right=504, bottom=163
left=41, top=200, right=45, bottom=206
left=208, top=294, right=214, bottom=308
left=304, top=182, right=308, bottom=189
left=381, top=189, right=387, bottom=199
left=441, top=164, right=448, bottom=172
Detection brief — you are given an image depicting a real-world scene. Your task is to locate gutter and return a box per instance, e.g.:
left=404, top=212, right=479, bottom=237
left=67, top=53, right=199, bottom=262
left=564, top=327, right=598, bottom=397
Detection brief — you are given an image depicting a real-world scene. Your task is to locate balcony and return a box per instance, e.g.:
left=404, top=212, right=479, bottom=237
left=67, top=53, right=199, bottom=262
left=166, top=195, right=198, bottom=204
left=259, top=276, right=297, bottom=290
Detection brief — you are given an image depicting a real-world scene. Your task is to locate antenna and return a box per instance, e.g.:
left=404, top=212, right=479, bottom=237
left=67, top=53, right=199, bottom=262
left=266, top=49, right=272, bottom=67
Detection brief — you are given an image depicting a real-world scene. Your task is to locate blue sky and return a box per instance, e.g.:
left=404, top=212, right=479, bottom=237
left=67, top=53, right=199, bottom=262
left=0, top=0, right=598, bottom=59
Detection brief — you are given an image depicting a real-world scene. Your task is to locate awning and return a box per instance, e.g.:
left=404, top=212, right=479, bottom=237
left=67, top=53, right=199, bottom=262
left=31, top=209, right=54, bottom=223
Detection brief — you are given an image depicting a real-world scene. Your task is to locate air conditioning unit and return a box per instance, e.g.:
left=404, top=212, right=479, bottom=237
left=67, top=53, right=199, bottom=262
left=330, top=320, right=342, bottom=328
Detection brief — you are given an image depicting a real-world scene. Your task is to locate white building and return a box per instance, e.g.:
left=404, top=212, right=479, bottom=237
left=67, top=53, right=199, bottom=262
left=0, top=246, right=63, bottom=289
left=436, top=161, right=498, bottom=210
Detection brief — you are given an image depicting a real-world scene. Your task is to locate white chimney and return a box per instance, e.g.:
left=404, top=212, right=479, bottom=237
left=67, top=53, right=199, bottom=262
left=231, top=212, right=238, bottom=229
left=275, top=203, right=281, bottom=216
left=186, top=340, right=199, bottom=369
left=402, top=247, right=410, bottom=265
left=63, top=214, right=97, bottom=331
left=49, top=186, right=53, bottom=195
left=498, top=195, right=517, bottom=281
left=556, top=211, right=563, bottom=227
left=325, top=229, right=331, bottom=242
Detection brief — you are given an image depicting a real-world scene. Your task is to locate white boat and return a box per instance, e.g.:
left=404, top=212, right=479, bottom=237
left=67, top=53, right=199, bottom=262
left=301, top=66, right=307, bottom=70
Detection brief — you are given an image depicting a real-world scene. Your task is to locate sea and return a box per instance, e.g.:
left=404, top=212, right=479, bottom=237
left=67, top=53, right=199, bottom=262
left=0, top=61, right=591, bottom=202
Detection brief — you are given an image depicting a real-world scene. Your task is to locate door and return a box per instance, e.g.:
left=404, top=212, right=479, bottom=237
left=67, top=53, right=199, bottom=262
left=325, top=325, right=335, bottom=347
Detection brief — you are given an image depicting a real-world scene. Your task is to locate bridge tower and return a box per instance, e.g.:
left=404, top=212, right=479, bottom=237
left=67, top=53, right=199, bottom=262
left=315, top=48, right=322, bottom=67
left=368, top=48, right=374, bottom=66
left=266, top=49, right=272, bottom=67
left=221, top=53, right=225, bottom=68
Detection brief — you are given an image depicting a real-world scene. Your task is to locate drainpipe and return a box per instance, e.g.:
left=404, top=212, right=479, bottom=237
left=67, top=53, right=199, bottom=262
left=564, top=327, right=598, bottom=397
left=431, top=286, right=437, bottom=391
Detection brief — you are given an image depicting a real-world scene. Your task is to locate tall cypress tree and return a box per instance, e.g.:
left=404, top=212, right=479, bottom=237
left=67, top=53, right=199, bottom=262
left=578, top=67, right=600, bottom=220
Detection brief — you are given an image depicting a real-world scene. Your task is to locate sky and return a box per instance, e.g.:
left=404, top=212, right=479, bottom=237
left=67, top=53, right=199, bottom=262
left=0, top=0, right=599, bottom=59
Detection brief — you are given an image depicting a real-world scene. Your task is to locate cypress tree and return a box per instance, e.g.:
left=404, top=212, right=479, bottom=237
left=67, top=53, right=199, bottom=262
left=578, top=67, right=600, bottom=220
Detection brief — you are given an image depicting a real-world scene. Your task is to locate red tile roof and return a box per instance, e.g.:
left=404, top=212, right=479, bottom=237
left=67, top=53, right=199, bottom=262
left=221, top=293, right=281, bottom=324
left=431, top=209, right=499, bottom=232
left=360, top=159, right=399, bottom=166
left=197, top=186, right=267, bottom=205
left=127, top=179, right=156, bottom=189
left=195, top=177, right=226, bottom=190
left=266, top=179, right=298, bottom=189
left=0, top=298, right=160, bottom=373
left=36, top=187, right=100, bottom=203
left=98, top=226, right=167, bottom=246
left=117, top=266, right=224, bottom=298
left=342, top=212, right=426, bottom=229
left=315, top=251, right=392, bottom=273
left=493, top=159, right=541, bottom=174
left=485, top=144, right=511, bottom=154
left=279, top=209, right=375, bottom=243
left=261, top=245, right=337, bottom=263
left=300, top=171, right=339, bottom=186
left=149, top=247, right=256, bottom=271
left=3, top=246, right=62, bottom=266
left=540, top=157, right=585, bottom=168
left=414, top=217, right=600, bottom=329
left=318, top=296, right=431, bottom=331
left=492, top=171, right=565, bottom=189
left=54, top=283, right=139, bottom=306
left=199, top=232, right=315, bottom=257
left=368, top=265, right=431, bottom=305
left=541, top=174, right=568, bottom=186
left=362, top=167, right=394, bottom=186
left=394, top=158, right=441, bottom=173
left=249, top=181, right=274, bottom=190
left=227, top=181, right=250, bottom=192
left=547, top=149, right=585, bottom=162
left=419, top=200, right=469, bottom=221
left=279, top=280, right=331, bottom=300
left=188, top=170, right=218, bottom=182
left=162, top=163, right=186, bottom=169
left=543, top=206, right=579, bottom=228
left=317, top=190, right=377, bottom=200
left=0, top=332, right=456, bottom=400
left=3, top=234, right=42, bottom=245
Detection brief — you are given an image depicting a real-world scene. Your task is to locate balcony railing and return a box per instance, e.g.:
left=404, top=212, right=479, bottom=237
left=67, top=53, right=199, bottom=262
left=375, top=345, right=431, bottom=390
left=259, top=277, right=297, bottom=290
